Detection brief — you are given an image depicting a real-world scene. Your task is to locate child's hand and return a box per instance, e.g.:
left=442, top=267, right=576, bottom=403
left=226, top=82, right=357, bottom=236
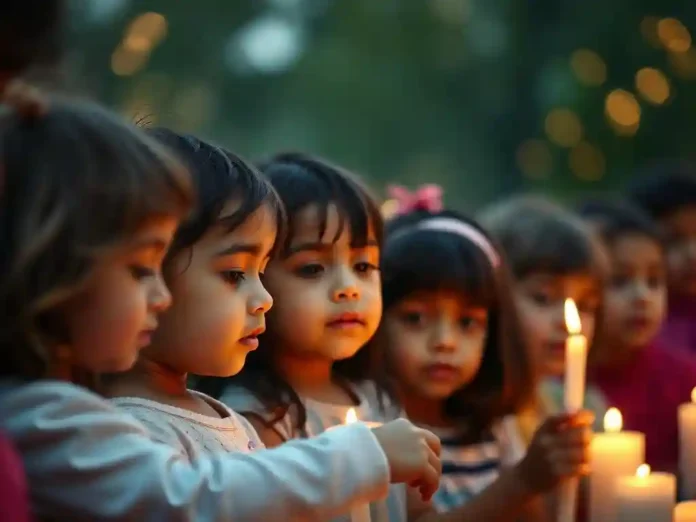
left=515, top=410, right=593, bottom=493
left=372, top=419, right=442, bottom=501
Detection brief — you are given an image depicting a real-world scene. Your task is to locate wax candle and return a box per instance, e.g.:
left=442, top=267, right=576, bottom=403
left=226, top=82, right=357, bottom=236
left=675, top=501, right=696, bottom=522
left=614, top=465, right=676, bottom=522
left=345, top=408, right=373, bottom=522
left=680, top=388, right=696, bottom=499
left=558, top=299, right=587, bottom=522
left=588, top=408, right=645, bottom=522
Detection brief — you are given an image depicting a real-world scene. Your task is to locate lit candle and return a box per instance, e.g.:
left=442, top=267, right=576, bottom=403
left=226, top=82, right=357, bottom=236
left=345, top=408, right=373, bottom=522
left=614, top=465, right=676, bottom=522
left=679, top=388, right=696, bottom=499
left=588, top=408, right=645, bottom=522
left=558, top=299, right=588, bottom=522
left=675, top=501, right=696, bottom=522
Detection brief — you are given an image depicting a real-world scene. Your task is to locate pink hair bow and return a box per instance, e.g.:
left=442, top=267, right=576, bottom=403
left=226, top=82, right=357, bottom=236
left=387, top=184, right=444, bottom=216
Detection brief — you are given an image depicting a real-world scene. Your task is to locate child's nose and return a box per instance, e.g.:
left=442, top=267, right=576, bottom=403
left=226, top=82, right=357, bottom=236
left=150, top=275, right=172, bottom=313
left=249, top=281, right=273, bottom=314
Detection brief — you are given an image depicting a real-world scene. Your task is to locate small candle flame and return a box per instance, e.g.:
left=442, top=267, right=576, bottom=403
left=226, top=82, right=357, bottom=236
left=345, top=408, right=358, bottom=425
left=604, top=407, right=623, bottom=433
left=636, top=464, right=651, bottom=478
left=564, top=299, right=582, bottom=335
left=691, top=387, right=696, bottom=404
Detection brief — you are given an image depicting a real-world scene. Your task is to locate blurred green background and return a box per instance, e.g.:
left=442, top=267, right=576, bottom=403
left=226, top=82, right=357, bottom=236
left=67, top=0, right=696, bottom=209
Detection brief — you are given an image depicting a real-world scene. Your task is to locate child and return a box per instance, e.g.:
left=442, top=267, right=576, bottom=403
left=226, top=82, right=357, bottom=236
left=105, top=130, right=439, bottom=502
left=376, top=186, right=592, bottom=519
left=627, top=162, right=696, bottom=355
left=479, top=195, right=608, bottom=437
left=213, top=159, right=592, bottom=522
left=578, top=199, right=696, bottom=473
left=0, top=83, right=439, bottom=521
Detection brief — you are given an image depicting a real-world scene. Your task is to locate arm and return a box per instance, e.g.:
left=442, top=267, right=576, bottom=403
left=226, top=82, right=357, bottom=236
left=0, top=381, right=390, bottom=522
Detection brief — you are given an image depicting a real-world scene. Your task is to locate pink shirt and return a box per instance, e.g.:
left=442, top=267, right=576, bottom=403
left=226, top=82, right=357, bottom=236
left=657, top=295, right=696, bottom=355
left=0, top=431, right=30, bottom=522
left=591, top=343, right=696, bottom=472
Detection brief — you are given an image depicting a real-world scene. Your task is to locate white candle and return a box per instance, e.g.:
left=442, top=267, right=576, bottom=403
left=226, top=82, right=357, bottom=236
left=588, top=408, right=645, bottom=522
left=558, top=299, right=588, bottom=522
left=614, top=465, right=676, bottom=522
left=680, top=388, right=696, bottom=499
left=345, top=408, right=373, bottom=522
left=675, top=501, right=696, bottom=522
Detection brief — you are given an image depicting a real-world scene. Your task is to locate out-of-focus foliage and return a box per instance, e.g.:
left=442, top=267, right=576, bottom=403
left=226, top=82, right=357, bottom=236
left=68, top=0, right=696, bottom=209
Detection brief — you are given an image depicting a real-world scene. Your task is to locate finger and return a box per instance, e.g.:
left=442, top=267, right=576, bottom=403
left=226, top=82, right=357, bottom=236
left=555, top=447, right=588, bottom=469
left=421, top=429, right=442, bottom=457
left=553, top=426, right=589, bottom=447
left=417, top=463, right=441, bottom=502
left=427, top=447, right=442, bottom=477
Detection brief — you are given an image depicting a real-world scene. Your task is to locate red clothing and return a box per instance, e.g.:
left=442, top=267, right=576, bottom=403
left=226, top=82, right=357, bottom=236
left=657, top=295, right=696, bottom=355
left=591, top=343, right=696, bottom=472
left=0, top=431, right=30, bottom=522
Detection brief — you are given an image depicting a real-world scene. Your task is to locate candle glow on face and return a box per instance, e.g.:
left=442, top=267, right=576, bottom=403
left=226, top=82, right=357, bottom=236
left=345, top=408, right=358, bottom=424
left=604, top=407, right=623, bottom=433
left=564, top=298, right=582, bottom=334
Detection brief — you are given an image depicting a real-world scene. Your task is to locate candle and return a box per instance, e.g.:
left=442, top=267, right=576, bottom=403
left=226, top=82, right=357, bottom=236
left=675, top=501, right=696, bottom=522
left=345, top=408, right=373, bottom=522
left=614, top=465, right=676, bottom=522
left=558, top=299, right=588, bottom=522
left=680, top=388, right=696, bottom=499
left=588, top=408, right=645, bottom=522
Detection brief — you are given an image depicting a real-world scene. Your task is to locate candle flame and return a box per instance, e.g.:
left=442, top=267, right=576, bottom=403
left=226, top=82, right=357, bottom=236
left=636, top=464, right=651, bottom=478
left=604, top=407, right=622, bottom=433
left=345, top=408, right=358, bottom=424
left=564, top=299, right=582, bottom=335
left=692, top=387, right=696, bottom=404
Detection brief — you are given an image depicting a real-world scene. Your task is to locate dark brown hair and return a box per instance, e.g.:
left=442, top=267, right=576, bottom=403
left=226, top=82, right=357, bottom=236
left=379, top=209, right=536, bottom=439
left=0, top=87, right=193, bottom=379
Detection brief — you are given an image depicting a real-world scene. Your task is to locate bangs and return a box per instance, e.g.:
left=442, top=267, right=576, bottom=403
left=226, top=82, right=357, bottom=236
left=382, top=228, right=497, bottom=309
left=261, top=154, right=382, bottom=250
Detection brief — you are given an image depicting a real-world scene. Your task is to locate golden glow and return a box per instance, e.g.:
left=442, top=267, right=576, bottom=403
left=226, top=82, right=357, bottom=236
left=516, top=139, right=553, bottom=179
left=605, top=90, right=641, bottom=136
left=636, top=464, right=651, bottom=478
left=570, top=49, right=607, bottom=86
left=345, top=408, right=358, bottom=424
left=380, top=199, right=400, bottom=219
left=564, top=299, right=582, bottom=335
left=657, top=18, right=691, bottom=53
left=569, top=141, right=605, bottom=181
left=604, top=407, right=623, bottom=433
left=635, top=67, right=670, bottom=105
left=691, top=387, right=696, bottom=403
left=545, top=108, right=583, bottom=148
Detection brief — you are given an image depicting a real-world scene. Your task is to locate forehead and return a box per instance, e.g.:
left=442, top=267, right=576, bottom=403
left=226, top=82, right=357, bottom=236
left=289, top=203, right=376, bottom=244
left=521, top=271, right=598, bottom=291
left=207, top=200, right=277, bottom=246
left=611, top=234, right=663, bottom=262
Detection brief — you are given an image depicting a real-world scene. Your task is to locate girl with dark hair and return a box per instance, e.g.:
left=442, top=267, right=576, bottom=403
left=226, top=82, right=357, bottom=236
left=374, top=186, right=592, bottom=519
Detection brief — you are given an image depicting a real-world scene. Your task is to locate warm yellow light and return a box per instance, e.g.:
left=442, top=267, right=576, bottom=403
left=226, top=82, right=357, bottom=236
left=635, top=67, right=670, bottom=105
left=381, top=199, right=400, bottom=219
left=516, top=139, right=553, bottom=179
left=544, top=108, right=583, bottom=148
left=604, top=407, right=623, bottom=433
left=564, top=299, right=581, bottom=335
left=605, top=90, right=641, bottom=136
left=569, top=141, right=605, bottom=181
left=636, top=464, right=651, bottom=478
left=570, top=49, right=607, bottom=86
left=111, top=46, right=150, bottom=77
left=657, top=18, right=691, bottom=53
left=127, top=12, right=168, bottom=48
left=345, top=408, right=358, bottom=425
left=691, top=387, right=696, bottom=403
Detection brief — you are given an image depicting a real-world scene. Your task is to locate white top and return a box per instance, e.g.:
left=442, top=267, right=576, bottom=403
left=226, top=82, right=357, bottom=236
left=0, top=379, right=390, bottom=522
left=111, top=391, right=263, bottom=457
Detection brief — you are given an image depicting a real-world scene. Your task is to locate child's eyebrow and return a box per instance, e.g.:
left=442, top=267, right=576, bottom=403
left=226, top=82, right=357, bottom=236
left=215, top=243, right=262, bottom=257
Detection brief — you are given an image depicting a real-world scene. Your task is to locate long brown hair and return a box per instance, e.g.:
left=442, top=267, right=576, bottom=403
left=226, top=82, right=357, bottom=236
left=0, top=85, right=193, bottom=379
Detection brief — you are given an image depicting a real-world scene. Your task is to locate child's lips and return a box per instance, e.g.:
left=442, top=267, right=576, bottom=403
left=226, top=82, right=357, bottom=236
left=326, top=313, right=366, bottom=329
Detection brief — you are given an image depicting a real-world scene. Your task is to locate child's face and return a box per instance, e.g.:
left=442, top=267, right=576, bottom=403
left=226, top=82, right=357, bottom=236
left=263, top=203, right=382, bottom=362
left=61, top=216, right=178, bottom=374
left=661, top=205, right=696, bottom=297
left=603, top=234, right=666, bottom=355
left=145, top=201, right=276, bottom=377
left=514, top=272, right=600, bottom=377
left=381, top=290, right=488, bottom=401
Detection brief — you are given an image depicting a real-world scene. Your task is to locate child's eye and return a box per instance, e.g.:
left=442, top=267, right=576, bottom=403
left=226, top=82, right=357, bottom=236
left=611, top=275, right=630, bottom=288
left=530, top=292, right=552, bottom=306
left=129, top=265, right=156, bottom=280
left=221, top=270, right=246, bottom=285
left=354, top=262, right=379, bottom=274
left=296, top=264, right=324, bottom=278
left=399, top=311, right=424, bottom=326
left=459, top=316, right=483, bottom=330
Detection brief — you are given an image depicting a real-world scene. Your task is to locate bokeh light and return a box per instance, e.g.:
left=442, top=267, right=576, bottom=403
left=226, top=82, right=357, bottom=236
left=657, top=18, right=691, bottom=53
left=570, top=49, right=607, bottom=86
left=544, top=108, right=583, bottom=148
left=569, top=141, right=605, bottom=181
left=605, top=89, right=641, bottom=136
left=635, top=67, right=670, bottom=105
